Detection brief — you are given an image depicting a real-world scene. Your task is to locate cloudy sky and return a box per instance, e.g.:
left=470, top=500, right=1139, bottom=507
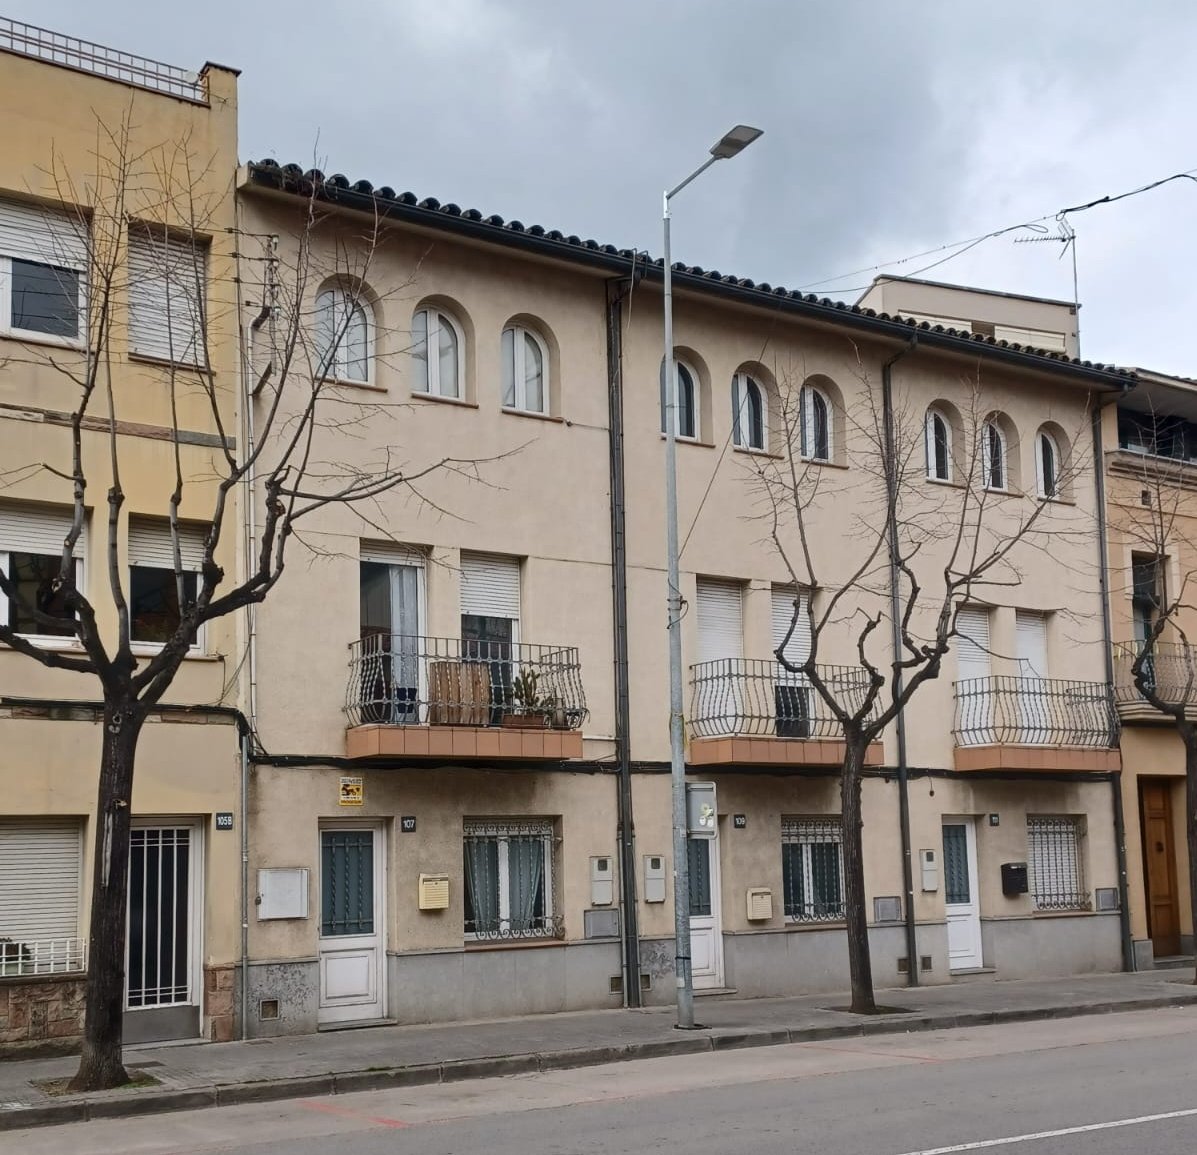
left=9, top=1, right=1196, bottom=374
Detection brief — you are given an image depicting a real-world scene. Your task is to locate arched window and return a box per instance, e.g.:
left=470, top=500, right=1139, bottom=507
left=660, top=359, right=699, bottom=440
left=732, top=373, right=766, bottom=450
left=412, top=306, right=463, bottom=398
left=799, top=385, right=830, bottom=461
left=502, top=325, right=549, bottom=414
left=316, top=286, right=371, bottom=383
left=926, top=407, right=952, bottom=481
left=1036, top=429, right=1060, bottom=498
left=982, top=420, right=1006, bottom=491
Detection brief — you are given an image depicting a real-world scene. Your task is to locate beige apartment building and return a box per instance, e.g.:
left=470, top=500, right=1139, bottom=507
left=0, top=22, right=243, bottom=1051
left=231, top=165, right=1132, bottom=1034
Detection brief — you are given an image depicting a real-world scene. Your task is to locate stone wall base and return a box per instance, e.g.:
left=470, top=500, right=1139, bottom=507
left=0, top=973, right=86, bottom=1059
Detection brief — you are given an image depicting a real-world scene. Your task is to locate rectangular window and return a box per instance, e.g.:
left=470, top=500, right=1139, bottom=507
left=128, top=517, right=206, bottom=646
left=1027, top=816, right=1088, bottom=911
left=0, top=502, right=84, bottom=640
left=0, top=818, right=84, bottom=976
left=127, top=226, right=208, bottom=366
left=782, top=817, right=844, bottom=922
left=463, top=819, right=558, bottom=940
left=0, top=197, right=87, bottom=343
left=460, top=553, right=520, bottom=722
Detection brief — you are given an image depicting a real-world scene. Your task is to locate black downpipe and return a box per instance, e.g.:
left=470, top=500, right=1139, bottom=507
left=1091, top=398, right=1135, bottom=971
left=880, top=336, right=921, bottom=987
left=606, top=274, right=641, bottom=1006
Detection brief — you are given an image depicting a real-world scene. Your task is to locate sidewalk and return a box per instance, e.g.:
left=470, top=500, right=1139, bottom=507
left=2, top=970, right=1195, bottom=1131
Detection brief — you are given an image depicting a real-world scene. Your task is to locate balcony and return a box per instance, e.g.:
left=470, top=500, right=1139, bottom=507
left=952, top=676, right=1120, bottom=773
left=1113, top=641, right=1197, bottom=721
left=688, top=659, right=882, bottom=768
left=345, top=635, right=587, bottom=761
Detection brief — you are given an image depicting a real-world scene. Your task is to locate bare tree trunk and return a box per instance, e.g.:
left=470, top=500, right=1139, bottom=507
left=69, top=702, right=145, bottom=1092
left=841, top=735, right=876, bottom=1014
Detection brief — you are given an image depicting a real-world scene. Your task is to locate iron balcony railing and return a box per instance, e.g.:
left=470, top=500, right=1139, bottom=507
left=1113, top=641, right=1197, bottom=707
left=0, top=18, right=207, bottom=102
left=953, top=676, right=1117, bottom=748
left=0, top=936, right=87, bottom=977
left=346, top=634, right=587, bottom=730
left=689, top=659, right=878, bottom=740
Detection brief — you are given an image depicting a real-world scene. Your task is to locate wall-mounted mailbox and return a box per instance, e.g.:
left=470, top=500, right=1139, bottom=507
left=590, top=856, right=614, bottom=906
left=257, top=868, right=309, bottom=920
left=1001, top=862, right=1029, bottom=897
left=418, top=873, right=450, bottom=910
left=746, top=887, right=773, bottom=921
left=644, top=855, right=666, bottom=903
left=920, top=848, right=938, bottom=892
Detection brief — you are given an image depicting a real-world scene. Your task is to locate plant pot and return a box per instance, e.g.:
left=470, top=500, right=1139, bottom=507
left=500, top=712, right=549, bottom=729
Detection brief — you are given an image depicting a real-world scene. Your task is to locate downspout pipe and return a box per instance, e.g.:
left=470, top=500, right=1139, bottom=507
left=880, top=334, right=921, bottom=987
left=1091, top=396, right=1135, bottom=971
left=606, top=272, right=642, bottom=1007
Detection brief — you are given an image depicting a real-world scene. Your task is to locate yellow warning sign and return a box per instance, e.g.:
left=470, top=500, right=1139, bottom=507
left=338, top=775, right=363, bottom=806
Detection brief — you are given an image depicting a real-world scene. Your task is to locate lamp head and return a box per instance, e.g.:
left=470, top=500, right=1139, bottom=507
left=710, top=124, right=763, bottom=159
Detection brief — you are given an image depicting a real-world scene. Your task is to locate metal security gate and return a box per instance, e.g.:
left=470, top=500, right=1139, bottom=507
left=125, top=824, right=201, bottom=1043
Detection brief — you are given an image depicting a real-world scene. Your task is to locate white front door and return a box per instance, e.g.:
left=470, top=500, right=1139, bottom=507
left=942, top=818, right=983, bottom=971
left=318, top=824, right=385, bottom=1025
left=687, top=829, right=725, bottom=990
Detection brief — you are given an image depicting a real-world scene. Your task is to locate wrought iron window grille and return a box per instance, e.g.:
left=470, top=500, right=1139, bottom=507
left=781, top=816, right=845, bottom=922
left=463, top=819, right=563, bottom=941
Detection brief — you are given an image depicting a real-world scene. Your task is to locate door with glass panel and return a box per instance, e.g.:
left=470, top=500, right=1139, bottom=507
left=1015, top=612, right=1049, bottom=742
left=125, top=823, right=201, bottom=1043
left=942, top=818, right=983, bottom=971
left=317, top=824, right=385, bottom=1025
left=955, top=607, right=992, bottom=744
left=686, top=783, right=724, bottom=989
left=359, top=553, right=423, bottom=723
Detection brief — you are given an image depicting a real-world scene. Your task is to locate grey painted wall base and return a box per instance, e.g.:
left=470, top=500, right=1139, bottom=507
left=245, top=959, right=320, bottom=1038
left=980, top=914, right=1122, bottom=980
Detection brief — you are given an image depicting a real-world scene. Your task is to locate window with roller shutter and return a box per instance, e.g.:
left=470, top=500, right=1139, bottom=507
left=128, top=517, right=207, bottom=647
left=0, top=819, right=85, bottom=976
left=127, top=226, right=208, bottom=366
left=772, top=586, right=811, bottom=737
left=0, top=197, right=87, bottom=343
left=0, top=501, right=85, bottom=639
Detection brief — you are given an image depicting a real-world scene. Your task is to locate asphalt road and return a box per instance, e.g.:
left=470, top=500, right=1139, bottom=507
left=11, top=1006, right=1197, bottom=1154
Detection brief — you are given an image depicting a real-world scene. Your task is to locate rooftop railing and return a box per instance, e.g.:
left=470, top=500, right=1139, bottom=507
left=0, top=18, right=207, bottom=103
left=689, top=659, right=878, bottom=740
left=346, top=634, right=587, bottom=731
left=953, top=676, right=1117, bottom=748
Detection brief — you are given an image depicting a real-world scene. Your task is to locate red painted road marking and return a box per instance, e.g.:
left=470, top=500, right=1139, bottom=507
left=297, top=1099, right=412, bottom=1128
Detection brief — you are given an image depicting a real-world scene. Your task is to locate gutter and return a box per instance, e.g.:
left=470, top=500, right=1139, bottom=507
left=880, top=334, right=922, bottom=988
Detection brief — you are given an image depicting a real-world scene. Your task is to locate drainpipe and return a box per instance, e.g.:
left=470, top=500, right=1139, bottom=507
left=881, top=335, right=921, bottom=987
left=1091, top=398, right=1135, bottom=971
left=239, top=728, right=251, bottom=1037
left=606, top=273, right=642, bottom=1007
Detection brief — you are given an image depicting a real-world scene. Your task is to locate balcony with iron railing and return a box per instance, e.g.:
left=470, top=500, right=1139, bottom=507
left=1113, top=641, right=1197, bottom=721
left=1, top=18, right=208, bottom=102
left=688, top=659, right=883, bottom=768
left=345, top=634, right=588, bottom=760
left=952, top=676, right=1120, bottom=772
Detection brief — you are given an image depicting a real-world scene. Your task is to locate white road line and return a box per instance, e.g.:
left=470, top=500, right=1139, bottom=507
left=894, top=1106, right=1197, bottom=1155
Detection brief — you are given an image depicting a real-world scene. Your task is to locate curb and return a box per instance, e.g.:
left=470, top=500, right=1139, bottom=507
left=3, top=992, right=1196, bottom=1133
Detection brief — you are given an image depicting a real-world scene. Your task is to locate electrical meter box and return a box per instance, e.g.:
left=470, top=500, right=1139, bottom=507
left=590, top=856, right=614, bottom=906
left=920, top=848, right=939, bottom=892
left=644, top=855, right=666, bottom=903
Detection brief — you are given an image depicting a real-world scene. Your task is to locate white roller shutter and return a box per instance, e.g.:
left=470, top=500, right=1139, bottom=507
left=0, top=501, right=86, bottom=555
left=696, top=579, right=743, bottom=664
left=128, top=518, right=206, bottom=571
left=127, top=227, right=208, bottom=366
left=0, top=197, right=88, bottom=269
left=0, top=819, right=82, bottom=941
left=955, top=607, right=992, bottom=682
left=1016, top=611, right=1048, bottom=678
left=460, top=552, right=520, bottom=620
left=360, top=541, right=426, bottom=568
left=771, top=586, right=810, bottom=668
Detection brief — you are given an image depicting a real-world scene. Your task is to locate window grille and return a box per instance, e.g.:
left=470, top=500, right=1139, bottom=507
left=781, top=817, right=844, bottom=922
left=463, top=819, right=562, bottom=940
left=1027, top=816, right=1089, bottom=911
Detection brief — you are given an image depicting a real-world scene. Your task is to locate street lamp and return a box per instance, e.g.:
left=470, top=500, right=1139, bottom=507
left=663, top=124, right=762, bottom=1030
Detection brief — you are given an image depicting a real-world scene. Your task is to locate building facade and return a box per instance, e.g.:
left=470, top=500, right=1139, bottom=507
left=0, top=21, right=243, bottom=1052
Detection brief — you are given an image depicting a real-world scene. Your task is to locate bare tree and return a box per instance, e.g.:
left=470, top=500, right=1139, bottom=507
left=1109, top=411, right=1197, bottom=983
left=0, top=120, right=495, bottom=1089
left=752, top=352, right=1095, bottom=1013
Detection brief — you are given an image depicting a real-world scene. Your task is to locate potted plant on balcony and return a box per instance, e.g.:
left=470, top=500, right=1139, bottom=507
left=502, top=668, right=551, bottom=729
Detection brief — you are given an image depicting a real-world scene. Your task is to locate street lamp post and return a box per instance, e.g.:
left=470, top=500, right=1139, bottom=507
left=663, top=124, right=762, bottom=1030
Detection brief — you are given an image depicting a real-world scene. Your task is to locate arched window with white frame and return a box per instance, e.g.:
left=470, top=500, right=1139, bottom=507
left=732, top=372, right=766, bottom=450
left=315, top=286, right=372, bottom=383
left=799, top=384, right=831, bottom=462
left=660, top=358, right=699, bottom=441
left=501, top=324, right=549, bottom=414
left=1036, top=428, right=1060, bottom=498
left=412, top=306, right=464, bottom=399
left=926, top=406, right=952, bottom=481
left=982, top=419, right=1007, bottom=491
